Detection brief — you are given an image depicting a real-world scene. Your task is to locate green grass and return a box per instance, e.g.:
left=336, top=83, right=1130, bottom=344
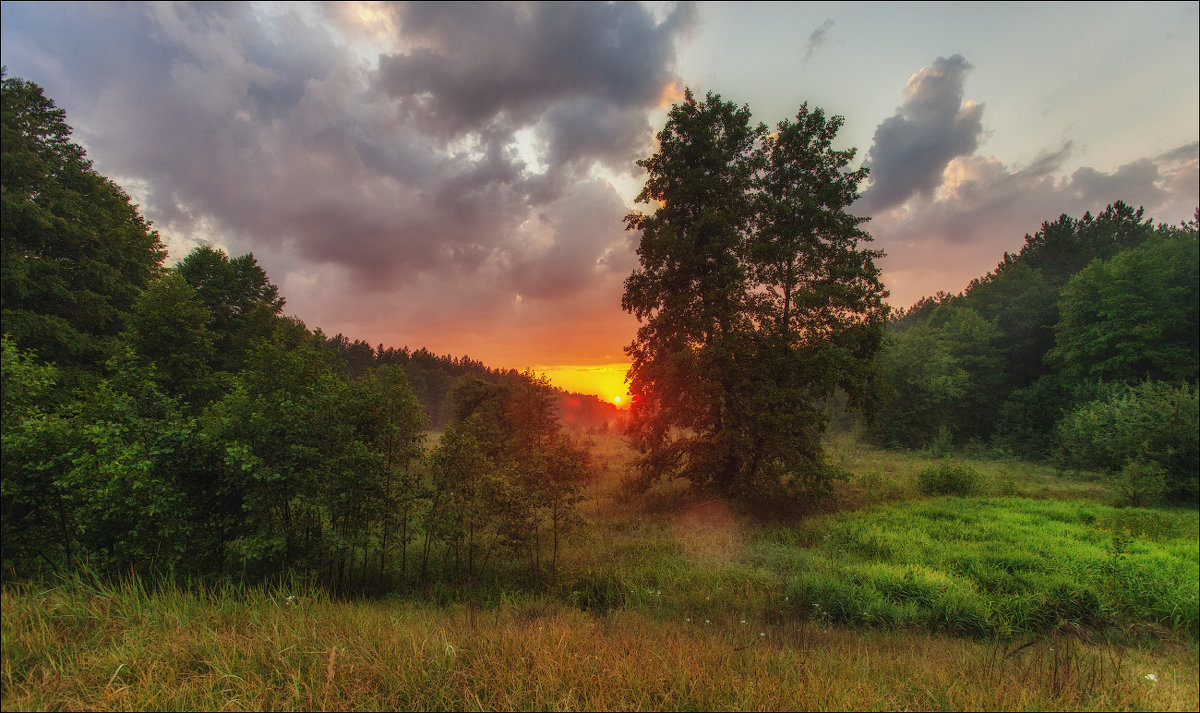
left=824, top=432, right=1113, bottom=507
left=762, top=498, right=1199, bottom=638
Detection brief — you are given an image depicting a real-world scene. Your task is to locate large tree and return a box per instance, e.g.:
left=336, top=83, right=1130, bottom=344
left=1, top=72, right=166, bottom=372
left=622, top=91, right=886, bottom=501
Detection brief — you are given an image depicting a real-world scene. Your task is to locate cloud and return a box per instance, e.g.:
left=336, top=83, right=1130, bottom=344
left=858, top=55, right=984, bottom=213
left=803, top=19, right=835, bottom=61
left=868, top=142, right=1199, bottom=307
left=375, top=2, right=694, bottom=157
left=0, top=1, right=695, bottom=366
left=851, top=55, right=1197, bottom=308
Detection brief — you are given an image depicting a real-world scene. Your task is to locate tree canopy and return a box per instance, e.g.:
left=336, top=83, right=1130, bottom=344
left=622, top=90, right=887, bottom=503
left=1, top=71, right=166, bottom=373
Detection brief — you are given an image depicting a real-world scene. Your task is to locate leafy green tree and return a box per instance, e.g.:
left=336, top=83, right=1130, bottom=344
left=865, top=325, right=966, bottom=448
left=124, top=272, right=217, bottom=404
left=532, top=434, right=590, bottom=574
left=1009, top=201, right=1157, bottom=289
left=622, top=90, right=764, bottom=495
left=201, top=318, right=362, bottom=582
left=175, top=246, right=284, bottom=374
left=354, top=364, right=427, bottom=587
left=1, top=73, right=165, bottom=373
left=622, top=91, right=886, bottom=500
left=424, top=415, right=500, bottom=580
left=58, top=350, right=196, bottom=575
left=926, top=304, right=1004, bottom=440
left=441, top=371, right=583, bottom=576
left=992, top=373, right=1078, bottom=459
left=2, top=337, right=199, bottom=577
left=1049, top=232, right=1199, bottom=385
left=961, top=261, right=1058, bottom=390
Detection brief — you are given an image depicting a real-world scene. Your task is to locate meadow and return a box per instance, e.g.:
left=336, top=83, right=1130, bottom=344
left=3, top=433, right=1197, bottom=711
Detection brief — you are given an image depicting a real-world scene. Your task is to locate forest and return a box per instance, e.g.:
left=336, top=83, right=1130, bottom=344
left=2, top=73, right=1198, bottom=710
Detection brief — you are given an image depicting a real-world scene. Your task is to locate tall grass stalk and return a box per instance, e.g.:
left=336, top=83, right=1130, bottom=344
left=3, top=572, right=1196, bottom=711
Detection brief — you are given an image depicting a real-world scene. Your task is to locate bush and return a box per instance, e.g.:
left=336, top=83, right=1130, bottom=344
left=917, top=462, right=980, bottom=496
left=1111, top=461, right=1168, bottom=507
left=1055, top=381, right=1198, bottom=504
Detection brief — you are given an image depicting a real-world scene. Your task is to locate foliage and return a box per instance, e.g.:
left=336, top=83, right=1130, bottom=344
left=427, top=372, right=592, bottom=580
left=1, top=337, right=198, bottom=577
left=869, top=301, right=1015, bottom=448
left=917, top=461, right=981, bottom=496
left=1054, top=381, right=1199, bottom=503
left=999, top=201, right=1159, bottom=289
left=1111, top=461, right=1168, bottom=508
left=872, top=201, right=1197, bottom=456
left=1048, top=232, right=1199, bottom=385
left=1, top=72, right=166, bottom=374
left=174, top=246, right=284, bottom=375
left=1, top=336, right=72, bottom=572
left=991, top=374, right=1076, bottom=459
left=622, top=90, right=886, bottom=502
left=123, top=271, right=217, bottom=403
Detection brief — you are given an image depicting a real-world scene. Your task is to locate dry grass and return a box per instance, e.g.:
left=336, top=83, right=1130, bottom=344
left=4, top=576, right=1197, bottom=711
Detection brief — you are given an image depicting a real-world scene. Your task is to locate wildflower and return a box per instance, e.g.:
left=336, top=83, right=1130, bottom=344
left=704, top=619, right=710, bottom=625
left=686, top=618, right=691, bottom=622
left=1145, top=674, right=1157, bottom=683
left=285, top=595, right=296, bottom=605
left=760, top=632, right=765, bottom=637
left=741, top=619, right=747, bottom=625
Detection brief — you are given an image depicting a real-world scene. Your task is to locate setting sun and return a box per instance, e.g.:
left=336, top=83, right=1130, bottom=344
left=535, top=363, right=631, bottom=407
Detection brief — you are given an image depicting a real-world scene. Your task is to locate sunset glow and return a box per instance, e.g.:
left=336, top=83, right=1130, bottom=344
left=536, top=363, right=631, bottom=407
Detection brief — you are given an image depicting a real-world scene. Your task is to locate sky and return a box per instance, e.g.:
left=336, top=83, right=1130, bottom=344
left=3, top=1, right=1197, bottom=403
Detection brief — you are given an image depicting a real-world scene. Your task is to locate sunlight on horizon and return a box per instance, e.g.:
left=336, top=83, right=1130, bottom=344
left=536, top=363, right=632, bottom=407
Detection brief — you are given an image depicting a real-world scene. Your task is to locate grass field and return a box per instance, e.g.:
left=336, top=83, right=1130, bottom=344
left=3, top=432, right=1198, bottom=710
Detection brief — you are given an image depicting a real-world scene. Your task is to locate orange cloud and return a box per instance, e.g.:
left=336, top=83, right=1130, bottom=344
left=658, top=79, right=685, bottom=108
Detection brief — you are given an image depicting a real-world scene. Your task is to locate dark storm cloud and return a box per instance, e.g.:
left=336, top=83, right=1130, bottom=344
left=375, top=1, right=695, bottom=174
left=377, top=2, right=691, bottom=128
left=0, top=2, right=695, bottom=362
left=803, top=19, right=835, bottom=61
left=858, top=54, right=985, bottom=213
left=540, top=96, right=656, bottom=175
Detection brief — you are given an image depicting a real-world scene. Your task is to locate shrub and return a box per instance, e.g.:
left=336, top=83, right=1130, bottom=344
left=1111, top=461, right=1168, bottom=507
left=917, top=462, right=980, bottom=496
left=1054, top=381, right=1198, bottom=503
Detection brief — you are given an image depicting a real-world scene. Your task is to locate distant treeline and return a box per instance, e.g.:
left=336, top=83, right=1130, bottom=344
left=866, top=201, right=1198, bottom=504
left=325, top=336, right=625, bottom=432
